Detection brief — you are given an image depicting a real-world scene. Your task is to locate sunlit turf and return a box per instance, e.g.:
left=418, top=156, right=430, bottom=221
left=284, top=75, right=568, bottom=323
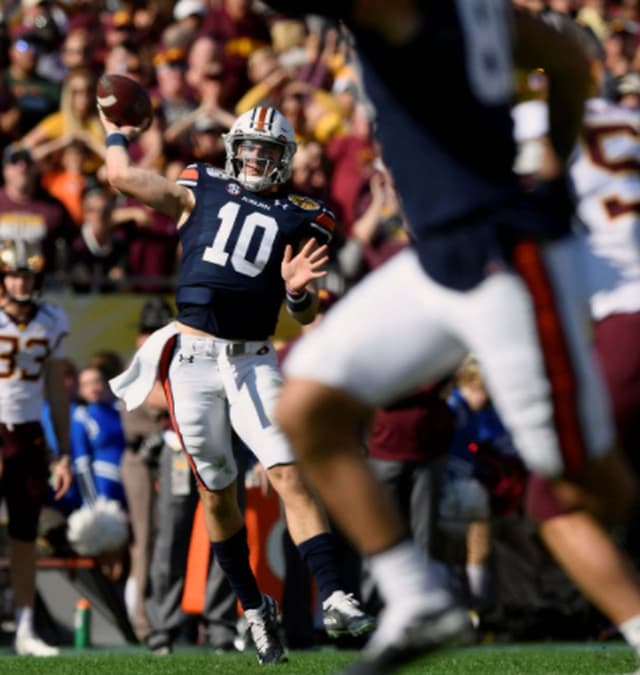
left=0, top=642, right=637, bottom=675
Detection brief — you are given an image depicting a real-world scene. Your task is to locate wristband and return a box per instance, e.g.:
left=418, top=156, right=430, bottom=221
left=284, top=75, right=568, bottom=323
left=106, top=132, right=130, bottom=149
left=286, top=289, right=312, bottom=312
left=285, top=284, right=305, bottom=298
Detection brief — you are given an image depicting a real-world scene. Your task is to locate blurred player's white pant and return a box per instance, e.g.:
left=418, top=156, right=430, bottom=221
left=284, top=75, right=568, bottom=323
left=284, top=239, right=613, bottom=479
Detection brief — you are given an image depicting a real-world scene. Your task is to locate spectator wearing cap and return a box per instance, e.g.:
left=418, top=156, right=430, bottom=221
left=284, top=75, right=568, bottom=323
left=0, top=143, right=74, bottom=275
left=16, top=0, right=67, bottom=82
left=5, top=29, right=61, bottom=135
left=173, top=0, right=207, bottom=38
left=190, top=113, right=228, bottom=167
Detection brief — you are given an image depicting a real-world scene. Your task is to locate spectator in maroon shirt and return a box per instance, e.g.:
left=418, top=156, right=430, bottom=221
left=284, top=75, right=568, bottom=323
left=199, top=0, right=272, bottom=107
left=0, top=144, right=74, bottom=275
left=115, top=195, right=179, bottom=295
left=324, top=103, right=378, bottom=235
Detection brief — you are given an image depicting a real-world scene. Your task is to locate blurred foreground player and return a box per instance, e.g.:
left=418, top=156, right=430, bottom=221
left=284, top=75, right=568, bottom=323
left=264, top=2, right=640, bottom=672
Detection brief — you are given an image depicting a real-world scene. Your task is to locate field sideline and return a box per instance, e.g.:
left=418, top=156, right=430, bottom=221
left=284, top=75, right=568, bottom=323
left=0, top=642, right=638, bottom=674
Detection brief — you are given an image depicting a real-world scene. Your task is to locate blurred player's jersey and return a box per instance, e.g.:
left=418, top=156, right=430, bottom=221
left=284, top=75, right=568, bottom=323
left=0, top=303, right=69, bottom=424
left=264, top=1, right=519, bottom=233
left=175, top=164, right=334, bottom=339
left=569, top=98, right=640, bottom=319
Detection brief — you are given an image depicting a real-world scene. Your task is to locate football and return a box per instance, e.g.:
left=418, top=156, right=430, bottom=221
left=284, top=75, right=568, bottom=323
left=96, top=73, right=153, bottom=128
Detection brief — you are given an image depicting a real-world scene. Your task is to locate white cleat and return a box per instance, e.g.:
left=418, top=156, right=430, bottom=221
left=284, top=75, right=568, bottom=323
left=323, top=590, right=376, bottom=638
left=14, top=635, right=60, bottom=656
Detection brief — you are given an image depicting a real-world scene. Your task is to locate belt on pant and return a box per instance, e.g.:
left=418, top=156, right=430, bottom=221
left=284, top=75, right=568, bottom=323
left=226, top=342, right=248, bottom=356
left=180, top=334, right=268, bottom=358
left=223, top=341, right=270, bottom=356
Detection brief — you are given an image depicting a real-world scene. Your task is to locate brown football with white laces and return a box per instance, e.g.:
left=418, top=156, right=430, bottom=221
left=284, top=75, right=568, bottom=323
left=96, top=73, right=152, bottom=128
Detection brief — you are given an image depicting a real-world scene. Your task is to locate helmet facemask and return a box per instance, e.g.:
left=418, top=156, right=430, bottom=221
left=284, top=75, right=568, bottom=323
left=229, top=138, right=292, bottom=192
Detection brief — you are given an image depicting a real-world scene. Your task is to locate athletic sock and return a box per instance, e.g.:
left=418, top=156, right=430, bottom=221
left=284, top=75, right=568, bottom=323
left=466, top=563, right=492, bottom=608
left=15, top=606, right=34, bottom=639
left=369, top=538, right=453, bottom=613
left=619, top=614, right=640, bottom=658
left=212, top=526, right=263, bottom=611
left=297, top=532, right=342, bottom=603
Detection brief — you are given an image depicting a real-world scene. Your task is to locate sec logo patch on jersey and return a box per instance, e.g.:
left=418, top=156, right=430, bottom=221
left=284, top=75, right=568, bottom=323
left=226, top=182, right=241, bottom=195
left=288, top=194, right=319, bottom=210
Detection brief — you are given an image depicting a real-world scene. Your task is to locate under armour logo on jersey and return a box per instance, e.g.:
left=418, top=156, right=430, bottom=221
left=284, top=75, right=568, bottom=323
left=178, top=353, right=195, bottom=363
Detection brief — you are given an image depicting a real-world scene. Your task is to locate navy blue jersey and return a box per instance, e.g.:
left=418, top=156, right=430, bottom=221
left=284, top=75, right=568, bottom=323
left=175, top=164, right=335, bottom=339
left=265, top=1, right=519, bottom=234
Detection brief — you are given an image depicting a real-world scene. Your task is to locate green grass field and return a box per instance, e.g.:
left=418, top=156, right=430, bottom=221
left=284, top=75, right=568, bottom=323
left=0, top=643, right=638, bottom=675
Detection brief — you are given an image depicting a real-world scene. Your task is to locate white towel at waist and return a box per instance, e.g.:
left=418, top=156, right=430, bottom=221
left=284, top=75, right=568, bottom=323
left=109, top=322, right=179, bottom=411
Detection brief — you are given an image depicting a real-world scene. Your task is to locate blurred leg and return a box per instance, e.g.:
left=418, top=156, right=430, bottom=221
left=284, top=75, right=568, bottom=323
left=121, top=448, right=154, bottom=642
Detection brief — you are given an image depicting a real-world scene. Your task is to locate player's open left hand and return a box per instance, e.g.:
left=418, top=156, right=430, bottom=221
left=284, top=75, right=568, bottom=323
left=281, top=238, right=329, bottom=294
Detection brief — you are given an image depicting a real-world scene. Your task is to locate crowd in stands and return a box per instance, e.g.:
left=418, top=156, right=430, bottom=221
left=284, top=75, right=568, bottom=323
left=1, top=1, right=640, bottom=295
left=2, top=0, right=640, bottom=655
left=0, top=0, right=390, bottom=295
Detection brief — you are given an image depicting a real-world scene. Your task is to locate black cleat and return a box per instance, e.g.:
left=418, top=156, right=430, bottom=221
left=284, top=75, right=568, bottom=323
left=146, top=631, right=173, bottom=656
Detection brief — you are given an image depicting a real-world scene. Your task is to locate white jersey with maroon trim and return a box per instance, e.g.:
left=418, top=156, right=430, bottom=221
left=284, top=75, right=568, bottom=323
left=569, top=97, right=640, bottom=320
left=0, top=302, right=69, bottom=424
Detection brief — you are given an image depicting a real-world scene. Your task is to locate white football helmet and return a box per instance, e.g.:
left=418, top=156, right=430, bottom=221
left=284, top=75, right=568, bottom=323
left=223, top=106, right=297, bottom=192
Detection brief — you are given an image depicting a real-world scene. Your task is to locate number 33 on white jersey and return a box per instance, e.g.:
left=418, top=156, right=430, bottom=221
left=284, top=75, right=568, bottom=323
left=0, top=303, right=69, bottom=424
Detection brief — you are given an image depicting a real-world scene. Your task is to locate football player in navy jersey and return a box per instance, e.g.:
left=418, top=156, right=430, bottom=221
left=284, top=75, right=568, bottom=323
left=100, top=105, right=375, bottom=665
left=262, top=2, right=640, bottom=672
